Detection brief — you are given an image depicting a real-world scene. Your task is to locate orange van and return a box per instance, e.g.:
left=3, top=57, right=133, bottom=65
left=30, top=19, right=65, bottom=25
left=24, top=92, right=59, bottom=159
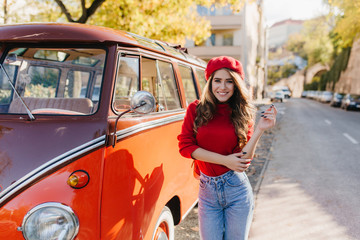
left=0, top=23, right=207, bottom=240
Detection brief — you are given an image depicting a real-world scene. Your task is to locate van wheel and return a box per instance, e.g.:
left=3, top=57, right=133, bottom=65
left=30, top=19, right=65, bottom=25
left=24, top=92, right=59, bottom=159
left=152, top=206, right=174, bottom=240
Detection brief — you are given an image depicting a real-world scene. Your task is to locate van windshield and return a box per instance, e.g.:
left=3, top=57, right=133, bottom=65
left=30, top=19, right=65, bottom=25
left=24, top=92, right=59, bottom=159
left=0, top=47, right=106, bottom=115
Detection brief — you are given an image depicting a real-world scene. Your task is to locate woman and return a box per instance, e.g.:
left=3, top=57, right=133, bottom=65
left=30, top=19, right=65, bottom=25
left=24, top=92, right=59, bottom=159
left=178, top=56, right=277, bottom=240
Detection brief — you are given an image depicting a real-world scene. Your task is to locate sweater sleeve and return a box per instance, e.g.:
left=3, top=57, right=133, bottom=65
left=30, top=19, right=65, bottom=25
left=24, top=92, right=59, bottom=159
left=177, top=100, right=200, bottom=158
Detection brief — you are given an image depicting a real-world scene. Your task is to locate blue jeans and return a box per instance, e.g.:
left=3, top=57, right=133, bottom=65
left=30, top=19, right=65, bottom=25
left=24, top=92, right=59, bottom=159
left=198, top=170, right=254, bottom=240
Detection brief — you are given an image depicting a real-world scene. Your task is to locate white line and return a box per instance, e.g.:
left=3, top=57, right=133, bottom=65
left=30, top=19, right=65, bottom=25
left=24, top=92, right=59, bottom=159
left=325, top=119, right=332, bottom=125
left=343, top=133, right=359, bottom=144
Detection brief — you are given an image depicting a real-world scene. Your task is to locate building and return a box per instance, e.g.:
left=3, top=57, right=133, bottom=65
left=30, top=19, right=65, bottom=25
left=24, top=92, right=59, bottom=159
left=268, top=18, right=303, bottom=49
left=185, top=1, right=267, bottom=100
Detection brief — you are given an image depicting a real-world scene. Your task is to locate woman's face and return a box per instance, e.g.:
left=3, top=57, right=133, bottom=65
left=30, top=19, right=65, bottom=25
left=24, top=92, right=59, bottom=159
left=211, top=69, right=235, bottom=103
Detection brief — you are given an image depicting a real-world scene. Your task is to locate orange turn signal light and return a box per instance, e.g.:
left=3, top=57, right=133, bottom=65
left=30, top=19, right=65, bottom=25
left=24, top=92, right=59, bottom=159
left=67, top=170, right=90, bottom=189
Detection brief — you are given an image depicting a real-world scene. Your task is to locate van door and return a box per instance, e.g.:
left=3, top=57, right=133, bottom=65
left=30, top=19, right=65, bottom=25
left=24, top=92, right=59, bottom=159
left=101, top=54, right=196, bottom=240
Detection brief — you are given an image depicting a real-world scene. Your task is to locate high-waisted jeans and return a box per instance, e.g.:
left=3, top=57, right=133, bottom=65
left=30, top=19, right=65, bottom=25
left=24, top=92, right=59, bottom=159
left=198, top=170, right=254, bottom=240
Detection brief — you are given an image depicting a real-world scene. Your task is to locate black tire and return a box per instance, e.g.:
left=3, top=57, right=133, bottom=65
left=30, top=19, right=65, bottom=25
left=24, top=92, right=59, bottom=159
left=152, top=206, right=174, bottom=240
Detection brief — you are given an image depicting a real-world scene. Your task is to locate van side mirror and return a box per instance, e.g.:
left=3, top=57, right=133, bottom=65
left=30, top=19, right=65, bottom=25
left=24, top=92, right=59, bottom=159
left=130, top=91, right=156, bottom=114
left=108, top=91, right=156, bottom=147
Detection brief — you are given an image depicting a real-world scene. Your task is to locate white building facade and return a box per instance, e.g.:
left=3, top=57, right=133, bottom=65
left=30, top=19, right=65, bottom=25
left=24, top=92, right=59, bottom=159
left=268, top=19, right=303, bottom=49
left=185, top=1, right=267, bottom=100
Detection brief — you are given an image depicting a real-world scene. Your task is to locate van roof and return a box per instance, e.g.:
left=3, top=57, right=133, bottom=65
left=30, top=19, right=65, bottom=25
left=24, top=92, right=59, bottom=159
left=0, top=23, right=206, bottom=67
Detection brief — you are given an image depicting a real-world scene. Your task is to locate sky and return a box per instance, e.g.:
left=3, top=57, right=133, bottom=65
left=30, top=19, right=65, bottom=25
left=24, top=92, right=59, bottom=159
left=263, top=0, right=330, bottom=27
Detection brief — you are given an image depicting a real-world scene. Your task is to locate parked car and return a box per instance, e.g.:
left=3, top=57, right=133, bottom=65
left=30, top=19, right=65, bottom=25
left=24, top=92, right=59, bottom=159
left=319, top=91, right=333, bottom=103
left=341, top=94, right=360, bottom=110
left=0, top=23, right=206, bottom=240
left=270, top=91, right=285, bottom=102
left=273, top=86, right=291, bottom=98
left=306, top=90, right=316, bottom=99
left=282, top=88, right=291, bottom=98
left=301, top=91, right=308, bottom=98
left=330, top=93, right=345, bottom=107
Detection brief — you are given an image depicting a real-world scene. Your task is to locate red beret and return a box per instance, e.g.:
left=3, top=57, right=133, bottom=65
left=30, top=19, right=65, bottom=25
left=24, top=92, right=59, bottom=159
left=205, top=56, right=245, bottom=81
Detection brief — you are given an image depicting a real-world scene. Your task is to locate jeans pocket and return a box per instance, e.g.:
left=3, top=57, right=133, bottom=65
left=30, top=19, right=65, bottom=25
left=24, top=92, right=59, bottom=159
left=225, top=172, right=246, bottom=187
left=199, top=178, right=207, bottom=189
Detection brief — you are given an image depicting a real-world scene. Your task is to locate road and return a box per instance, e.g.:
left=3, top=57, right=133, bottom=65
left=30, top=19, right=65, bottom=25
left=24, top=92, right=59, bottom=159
left=249, top=98, right=360, bottom=240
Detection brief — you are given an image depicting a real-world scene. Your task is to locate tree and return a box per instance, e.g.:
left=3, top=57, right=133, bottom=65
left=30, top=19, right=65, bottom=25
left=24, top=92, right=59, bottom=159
left=27, top=0, right=250, bottom=45
left=53, top=0, right=105, bottom=23
left=285, top=17, right=333, bottom=67
left=286, top=33, right=307, bottom=60
left=1, top=0, right=22, bottom=23
left=327, top=0, right=360, bottom=48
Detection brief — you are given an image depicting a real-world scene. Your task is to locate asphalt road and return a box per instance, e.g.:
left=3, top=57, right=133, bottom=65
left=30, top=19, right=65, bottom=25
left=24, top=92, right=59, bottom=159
left=249, top=98, right=360, bottom=240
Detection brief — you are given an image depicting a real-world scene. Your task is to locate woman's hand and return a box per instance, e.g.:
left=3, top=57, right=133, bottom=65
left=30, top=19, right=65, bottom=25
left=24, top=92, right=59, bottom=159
left=224, top=152, right=252, bottom=172
left=257, top=104, right=277, bottom=131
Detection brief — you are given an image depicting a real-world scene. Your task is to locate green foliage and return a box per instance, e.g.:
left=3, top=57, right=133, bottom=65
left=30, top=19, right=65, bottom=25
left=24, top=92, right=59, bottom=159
left=24, top=84, right=56, bottom=98
left=267, top=63, right=297, bottom=85
left=327, top=0, right=360, bottom=48
left=304, top=76, right=320, bottom=91
left=286, top=33, right=307, bottom=60
left=20, top=0, right=251, bottom=45
left=30, top=68, right=58, bottom=88
left=0, top=90, right=11, bottom=104
left=285, top=17, right=334, bottom=68
left=318, top=47, right=351, bottom=91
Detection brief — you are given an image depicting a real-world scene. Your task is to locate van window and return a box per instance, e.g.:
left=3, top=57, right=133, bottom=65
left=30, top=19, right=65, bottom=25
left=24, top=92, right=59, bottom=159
left=64, top=70, right=91, bottom=98
left=142, top=58, right=181, bottom=111
left=0, top=64, right=18, bottom=104
left=1, top=47, right=106, bottom=115
left=113, top=56, right=139, bottom=111
left=25, top=66, right=59, bottom=98
left=178, top=65, right=198, bottom=106
left=195, top=68, right=207, bottom=92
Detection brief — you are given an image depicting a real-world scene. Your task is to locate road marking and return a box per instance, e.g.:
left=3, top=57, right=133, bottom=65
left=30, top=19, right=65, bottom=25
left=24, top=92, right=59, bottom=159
left=343, top=133, right=359, bottom=144
left=324, top=119, right=332, bottom=125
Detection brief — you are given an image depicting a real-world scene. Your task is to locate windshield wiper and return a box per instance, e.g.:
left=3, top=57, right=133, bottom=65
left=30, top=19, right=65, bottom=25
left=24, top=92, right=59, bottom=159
left=0, top=54, right=35, bottom=121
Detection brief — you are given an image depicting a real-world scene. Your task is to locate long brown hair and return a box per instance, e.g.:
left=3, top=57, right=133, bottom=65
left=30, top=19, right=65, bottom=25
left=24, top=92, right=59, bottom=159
left=194, top=69, right=255, bottom=148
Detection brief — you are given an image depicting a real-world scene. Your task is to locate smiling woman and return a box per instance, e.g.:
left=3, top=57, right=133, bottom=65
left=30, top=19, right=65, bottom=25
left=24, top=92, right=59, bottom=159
left=178, top=56, right=277, bottom=240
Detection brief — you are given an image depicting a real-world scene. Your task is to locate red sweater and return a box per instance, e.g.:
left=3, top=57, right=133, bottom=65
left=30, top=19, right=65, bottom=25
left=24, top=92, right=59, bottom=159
left=178, top=100, right=254, bottom=176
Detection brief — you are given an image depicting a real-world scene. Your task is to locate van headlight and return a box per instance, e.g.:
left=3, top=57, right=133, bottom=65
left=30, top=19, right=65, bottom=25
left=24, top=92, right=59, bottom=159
left=20, top=202, right=79, bottom=240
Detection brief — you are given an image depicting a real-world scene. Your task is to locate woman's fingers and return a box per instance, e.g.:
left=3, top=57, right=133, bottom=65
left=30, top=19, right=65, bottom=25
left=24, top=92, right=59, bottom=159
left=261, top=105, right=277, bottom=120
left=227, top=155, right=252, bottom=172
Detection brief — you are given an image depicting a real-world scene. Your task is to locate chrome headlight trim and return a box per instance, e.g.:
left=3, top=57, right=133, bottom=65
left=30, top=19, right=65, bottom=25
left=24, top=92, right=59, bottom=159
left=20, top=202, right=79, bottom=240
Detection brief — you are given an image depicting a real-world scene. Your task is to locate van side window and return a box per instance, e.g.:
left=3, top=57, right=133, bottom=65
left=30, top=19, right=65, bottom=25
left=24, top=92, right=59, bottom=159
left=0, top=64, right=17, bottom=104
left=195, top=69, right=207, bottom=92
left=142, top=58, right=181, bottom=111
left=178, top=65, right=198, bottom=106
left=26, top=66, right=60, bottom=98
left=64, top=70, right=91, bottom=98
left=113, top=56, right=139, bottom=111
